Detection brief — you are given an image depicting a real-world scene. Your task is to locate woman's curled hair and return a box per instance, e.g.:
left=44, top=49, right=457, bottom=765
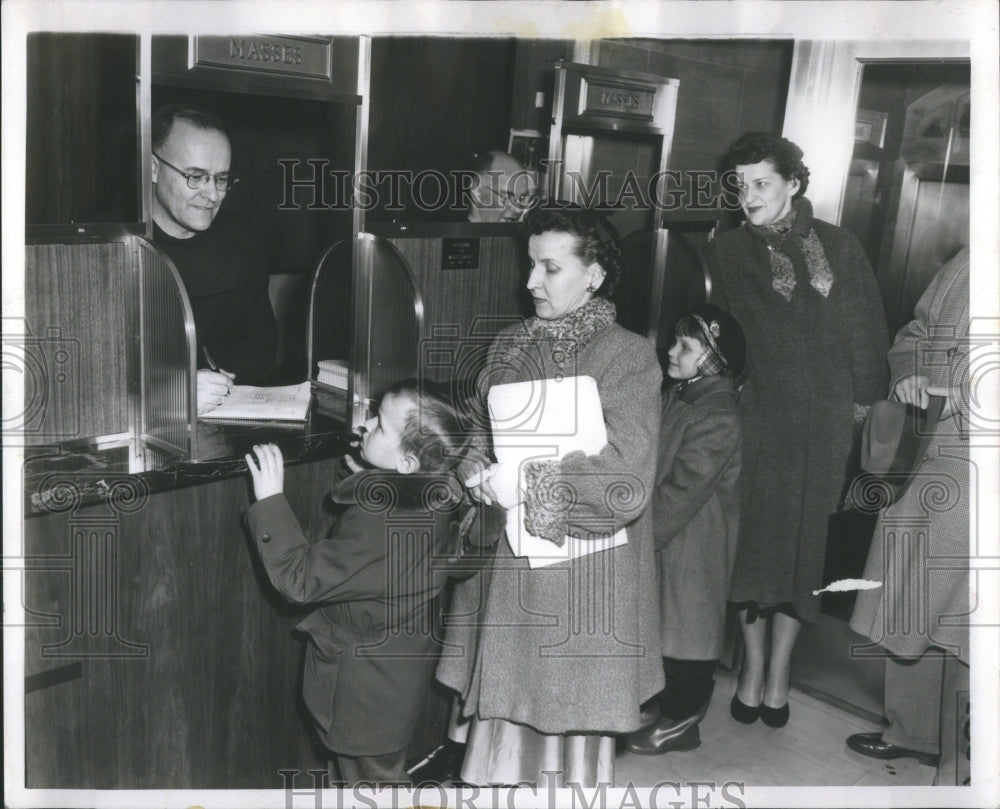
left=721, top=132, right=810, bottom=198
left=522, top=205, right=622, bottom=298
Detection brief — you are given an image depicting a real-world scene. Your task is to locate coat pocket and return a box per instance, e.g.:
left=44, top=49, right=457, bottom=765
left=297, top=616, right=347, bottom=735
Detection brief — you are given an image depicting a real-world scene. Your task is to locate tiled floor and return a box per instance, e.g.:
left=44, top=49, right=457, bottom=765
left=791, top=612, right=886, bottom=724
left=614, top=669, right=936, bottom=788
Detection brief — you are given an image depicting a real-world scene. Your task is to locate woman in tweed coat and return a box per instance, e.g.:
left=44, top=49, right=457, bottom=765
left=437, top=206, right=663, bottom=787
left=847, top=247, right=970, bottom=774
left=706, top=132, right=889, bottom=727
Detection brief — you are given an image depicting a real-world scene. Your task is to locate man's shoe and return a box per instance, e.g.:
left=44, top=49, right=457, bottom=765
left=625, top=717, right=701, bottom=755
left=626, top=692, right=712, bottom=756
left=638, top=699, right=661, bottom=728
left=846, top=732, right=939, bottom=767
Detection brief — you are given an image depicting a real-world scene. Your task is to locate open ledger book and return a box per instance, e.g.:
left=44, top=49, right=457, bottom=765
left=198, top=381, right=311, bottom=422
left=487, top=375, right=627, bottom=569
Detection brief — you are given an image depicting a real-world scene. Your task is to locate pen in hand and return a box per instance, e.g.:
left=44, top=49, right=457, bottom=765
left=202, top=345, right=219, bottom=371
left=197, top=346, right=235, bottom=414
left=201, top=346, right=234, bottom=385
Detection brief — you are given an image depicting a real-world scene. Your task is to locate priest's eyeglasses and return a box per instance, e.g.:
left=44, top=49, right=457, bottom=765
left=154, top=153, right=239, bottom=192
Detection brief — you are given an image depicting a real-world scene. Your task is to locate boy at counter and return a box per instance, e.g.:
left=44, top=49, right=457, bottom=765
left=244, top=379, right=489, bottom=785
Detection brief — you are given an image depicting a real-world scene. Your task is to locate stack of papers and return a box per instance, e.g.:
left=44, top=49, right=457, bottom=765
left=487, top=375, right=628, bottom=569
left=313, top=360, right=350, bottom=419
left=199, top=381, right=311, bottom=422
left=317, top=359, right=349, bottom=390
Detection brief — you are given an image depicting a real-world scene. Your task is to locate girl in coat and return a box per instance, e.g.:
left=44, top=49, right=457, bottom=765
left=244, top=379, right=476, bottom=785
left=625, top=304, right=745, bottom=756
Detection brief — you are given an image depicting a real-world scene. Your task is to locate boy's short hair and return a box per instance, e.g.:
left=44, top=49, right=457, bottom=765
left=386, top=379, right=468, bottom=474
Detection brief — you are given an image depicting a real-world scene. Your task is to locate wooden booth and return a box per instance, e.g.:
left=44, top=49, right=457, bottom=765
left=23, top=33, right=427, bottom=789
left=20, top=34, right=696, bottom=790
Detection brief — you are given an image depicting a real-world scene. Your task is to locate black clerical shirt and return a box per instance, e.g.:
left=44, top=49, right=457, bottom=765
left=153, top=210, right=278, bottom=385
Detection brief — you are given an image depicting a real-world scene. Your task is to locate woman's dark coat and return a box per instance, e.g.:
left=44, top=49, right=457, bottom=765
left=706, top=203, right=889, bottom=622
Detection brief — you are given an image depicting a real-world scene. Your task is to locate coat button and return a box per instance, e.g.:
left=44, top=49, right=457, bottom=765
left=261, top=533, right=271, bottom=543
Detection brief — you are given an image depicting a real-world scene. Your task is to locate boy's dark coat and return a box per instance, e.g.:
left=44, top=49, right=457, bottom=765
left=247, top=470, right=461, bottom=756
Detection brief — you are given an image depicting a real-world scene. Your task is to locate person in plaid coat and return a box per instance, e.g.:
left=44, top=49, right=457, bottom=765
left=847, top=247, right=970, bottom=782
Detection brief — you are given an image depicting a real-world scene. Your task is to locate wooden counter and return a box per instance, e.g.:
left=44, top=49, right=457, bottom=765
left=22, top=410, right=449, bottom=788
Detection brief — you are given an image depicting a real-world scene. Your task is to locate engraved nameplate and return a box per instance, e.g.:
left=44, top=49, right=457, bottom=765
left=580, top=78, right=655, bottom=120
left=192, top=36, right=332, bottom=80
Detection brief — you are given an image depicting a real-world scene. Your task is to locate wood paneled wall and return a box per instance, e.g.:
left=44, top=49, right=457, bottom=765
left=23, top=243, right=131, bottom=443
left=596, top=39, right=794, bottom=226
left=26, top=34, right=140, bottom=226
left=386, top=234, right=530, bottom=383
left=24, top=460, right=340, bottom=788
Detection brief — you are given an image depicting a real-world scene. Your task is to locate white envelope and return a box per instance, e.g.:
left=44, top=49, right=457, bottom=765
left=487, top=375, right=628, bottom=569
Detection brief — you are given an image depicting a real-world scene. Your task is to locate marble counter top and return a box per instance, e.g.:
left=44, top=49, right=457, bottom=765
left=23, top=406, right=356, bottom=517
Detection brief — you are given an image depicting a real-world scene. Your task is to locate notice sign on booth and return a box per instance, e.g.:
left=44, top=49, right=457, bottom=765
left=442, top=237, right=480, bottom=270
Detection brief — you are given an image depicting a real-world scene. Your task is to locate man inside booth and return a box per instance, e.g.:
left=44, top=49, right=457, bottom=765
left=466, top=150, right=538, bottom=223
left=151, top=104, right=278, bottom=413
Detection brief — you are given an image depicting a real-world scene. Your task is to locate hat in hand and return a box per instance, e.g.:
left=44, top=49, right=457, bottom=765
left=860, top=395, right=945, bottom=502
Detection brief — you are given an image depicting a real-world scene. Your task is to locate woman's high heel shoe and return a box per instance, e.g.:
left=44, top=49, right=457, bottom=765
left=760, top=702, right=790, bottom=728
left=729, top=693, right=760, bottom=724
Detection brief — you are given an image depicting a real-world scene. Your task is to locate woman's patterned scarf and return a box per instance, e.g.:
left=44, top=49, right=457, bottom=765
left=491, top=297, right=617, bottom=378
left=744, top=197, right=834, bottom=301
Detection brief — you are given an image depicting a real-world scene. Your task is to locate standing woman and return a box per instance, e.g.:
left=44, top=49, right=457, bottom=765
left=437, top=206, right=663, bottom=787
left=706, top=132, right=889, bottom=726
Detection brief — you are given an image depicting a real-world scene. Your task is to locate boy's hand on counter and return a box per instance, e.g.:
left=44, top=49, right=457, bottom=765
left=246, top=443, right=285, bottom=500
